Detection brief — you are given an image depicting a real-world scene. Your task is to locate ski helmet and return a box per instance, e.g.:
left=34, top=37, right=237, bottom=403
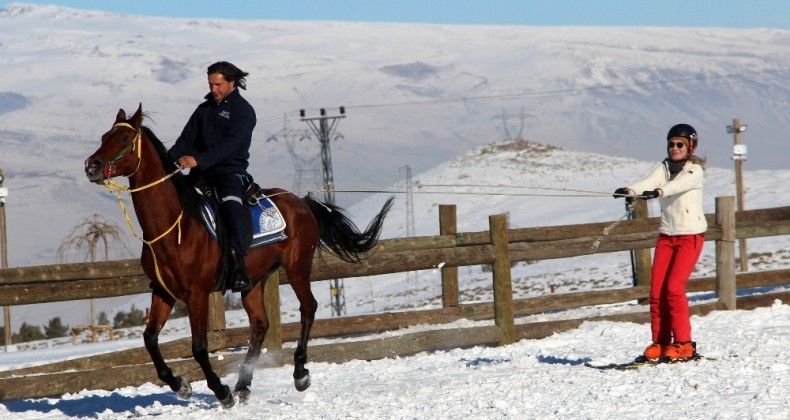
left=666, top=123, right=698, bottom=154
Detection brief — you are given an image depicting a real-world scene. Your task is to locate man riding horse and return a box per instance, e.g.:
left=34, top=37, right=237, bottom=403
left=168, top=61, right=255, bottom=292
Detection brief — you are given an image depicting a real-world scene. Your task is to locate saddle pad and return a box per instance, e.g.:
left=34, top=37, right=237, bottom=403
left=250, top=196, right=286, bottom=238
left=198, top=192, right=287, bottom=249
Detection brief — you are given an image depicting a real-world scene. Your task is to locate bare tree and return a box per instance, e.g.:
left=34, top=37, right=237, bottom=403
left=57, top=214, right=134, bottom=328
left=57, top=214, right=133, bottom=264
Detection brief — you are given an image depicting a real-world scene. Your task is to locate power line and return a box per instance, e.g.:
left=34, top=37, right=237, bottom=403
left=255, top=68, right=790, bottom=127
left=343, top=68, right=790, bottom=110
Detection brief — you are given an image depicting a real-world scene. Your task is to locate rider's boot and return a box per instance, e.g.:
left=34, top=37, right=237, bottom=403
left=231, top=249, right=252, bottom=293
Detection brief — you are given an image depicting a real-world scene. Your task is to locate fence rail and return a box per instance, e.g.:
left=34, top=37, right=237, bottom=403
left=0, top=196, right=788, bottom=400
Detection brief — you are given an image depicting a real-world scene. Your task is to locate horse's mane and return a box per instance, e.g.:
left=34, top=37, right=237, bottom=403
left=140, top=125, right=203, bottom=220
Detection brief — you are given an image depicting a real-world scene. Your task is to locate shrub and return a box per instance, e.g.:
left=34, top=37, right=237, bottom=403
left=44, top=317, right=69, bottom=339
left=113, top=305, right=147, bottom=329
left=14, top=322, right=45, bottom=343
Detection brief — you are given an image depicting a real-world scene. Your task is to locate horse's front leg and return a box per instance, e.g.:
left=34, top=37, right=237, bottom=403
left=234, top=282, right=268, bottom=403
left=143, top=292, right=191, bottom=399
left=187, top=292, right=234, bottom=408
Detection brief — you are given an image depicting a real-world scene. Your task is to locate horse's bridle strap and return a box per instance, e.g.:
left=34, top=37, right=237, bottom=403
left=109, top=122, right=142, bottom=169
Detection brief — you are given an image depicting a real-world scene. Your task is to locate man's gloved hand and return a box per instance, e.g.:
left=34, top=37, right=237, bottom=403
left=640, top=189, right=660, bottom=200
left=613, top=187, right=629, bottom=199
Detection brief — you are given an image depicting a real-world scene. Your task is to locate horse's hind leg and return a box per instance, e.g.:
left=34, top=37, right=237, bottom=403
left=286, top=265, right=317, bottom=392
left=234, top=282, right=268, bottom=403
left=144, top=292, right=192, bottom=399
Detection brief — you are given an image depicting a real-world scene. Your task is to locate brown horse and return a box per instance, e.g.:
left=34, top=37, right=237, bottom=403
left=84, top=104, right=392, bottom=407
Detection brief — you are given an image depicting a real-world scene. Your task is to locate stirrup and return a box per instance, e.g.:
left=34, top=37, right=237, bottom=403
left=231, top=269, right=252, bottom=293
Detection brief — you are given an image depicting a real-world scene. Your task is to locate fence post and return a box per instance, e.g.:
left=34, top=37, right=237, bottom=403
left=489, top=214, right=515, bottom=345
left=632, top=200, right=652, bottom=295
left=208, top=291, right=226, bottom=331
left=262, top=270, right=283, bottom=350
left=715, top=196, right=737, bottom=309
left=439, top=204, right=459, bottom=307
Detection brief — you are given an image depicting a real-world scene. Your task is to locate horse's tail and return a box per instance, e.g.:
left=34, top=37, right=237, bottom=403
left=303, top=195, right=394, bottom=263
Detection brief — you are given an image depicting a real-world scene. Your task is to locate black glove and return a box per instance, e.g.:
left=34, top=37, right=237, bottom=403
left=613, top=187, right=629, bottom=199
left=640, top=189, right=660, bottom=200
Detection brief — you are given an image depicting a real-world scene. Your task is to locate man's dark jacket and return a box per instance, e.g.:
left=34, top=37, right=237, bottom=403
left=168, top=87, right=256, bottom=176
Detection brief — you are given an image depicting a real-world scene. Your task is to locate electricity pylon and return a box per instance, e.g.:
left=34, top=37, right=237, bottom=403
left=300, top=107, right=347, bottom=317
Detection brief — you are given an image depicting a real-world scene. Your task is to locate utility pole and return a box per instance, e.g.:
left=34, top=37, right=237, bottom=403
left=300, top=107, right=347, bottom=316
left=727, top=118, right=748, bottom=272
left=400, top=165, right=416, bottom=285
left=0, top=168, right=11, bottom=350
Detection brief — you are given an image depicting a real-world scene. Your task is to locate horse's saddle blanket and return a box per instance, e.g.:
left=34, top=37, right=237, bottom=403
left=197, top=190, right=287, bottom=249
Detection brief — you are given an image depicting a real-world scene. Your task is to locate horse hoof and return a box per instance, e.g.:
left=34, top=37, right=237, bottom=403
left=235, top=388, right=251, bottom=404
left=175, top=376, right=192, bottom=400
left=219, top=385, right=235, bottom=409
left=294, top=373, right=311, bottom=392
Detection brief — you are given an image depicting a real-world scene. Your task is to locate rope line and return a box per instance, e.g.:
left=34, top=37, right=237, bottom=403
left=294, top=182, right=646, bottom=255
left=295, top=182, right=650, bottom=200
left=247, top=182, right=648, bottom=256
left=589, top=200, right=636, bottom=254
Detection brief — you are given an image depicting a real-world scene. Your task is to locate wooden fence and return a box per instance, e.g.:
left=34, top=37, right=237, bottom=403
left=0, top=196, right=788, bottom=400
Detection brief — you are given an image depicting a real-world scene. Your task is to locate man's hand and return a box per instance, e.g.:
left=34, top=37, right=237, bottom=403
left=177, top=156, right=198, bottom=169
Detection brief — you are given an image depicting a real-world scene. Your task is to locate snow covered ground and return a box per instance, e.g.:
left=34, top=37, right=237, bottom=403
left=0, top=300, right=787, bottom=419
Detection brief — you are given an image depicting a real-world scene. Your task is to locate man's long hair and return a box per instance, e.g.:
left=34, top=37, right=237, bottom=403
left=207, top=61, right=249, bottom=90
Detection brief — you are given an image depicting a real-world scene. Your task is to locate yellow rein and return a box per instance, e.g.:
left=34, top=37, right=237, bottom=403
left=103, top=122, right=184, bottom=302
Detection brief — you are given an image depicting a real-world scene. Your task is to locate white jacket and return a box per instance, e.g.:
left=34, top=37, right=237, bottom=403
left=627, top=161, right=707, bottom=236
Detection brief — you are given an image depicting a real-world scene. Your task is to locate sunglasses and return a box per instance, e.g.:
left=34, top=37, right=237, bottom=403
left=667, top=141, right=686, bottom=149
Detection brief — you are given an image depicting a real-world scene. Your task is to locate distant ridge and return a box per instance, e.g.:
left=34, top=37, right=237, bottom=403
left=1, top=2, right=789, bottom=272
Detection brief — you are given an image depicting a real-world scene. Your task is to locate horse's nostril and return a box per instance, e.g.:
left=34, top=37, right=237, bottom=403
left=85, top=159, right=100, bottom=170
left=84, top=158, right=103, bottom=179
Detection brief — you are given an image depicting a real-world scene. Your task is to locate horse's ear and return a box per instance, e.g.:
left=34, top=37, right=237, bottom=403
left=131, top=103, right=144, bottom=128
left=115, top=108, right=126, bottom=123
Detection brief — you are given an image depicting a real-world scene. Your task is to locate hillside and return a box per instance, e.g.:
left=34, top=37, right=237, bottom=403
left=343, top=139, right=790, bottom=316
left=1, top=3, right=789, bottom=328
left=2, top=4, right=790, bottom=269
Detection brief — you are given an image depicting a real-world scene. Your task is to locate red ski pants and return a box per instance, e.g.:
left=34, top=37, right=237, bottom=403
left=649, top=233, right=704, bottom=344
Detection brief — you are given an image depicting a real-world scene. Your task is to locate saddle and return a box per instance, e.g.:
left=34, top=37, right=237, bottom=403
left=194, top=178, right=287, bottom=248
left=193, top=177, right=287, bottom=293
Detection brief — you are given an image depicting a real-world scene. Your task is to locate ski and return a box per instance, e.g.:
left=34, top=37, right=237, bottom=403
left=585, top=353, right=710, bottom=370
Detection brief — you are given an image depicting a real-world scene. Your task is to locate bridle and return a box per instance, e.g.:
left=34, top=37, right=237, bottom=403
left=103, top=122, right=182, bottom=193
left=104, top=122, right=142, bottom=180
left=100, top=121, right=184, bottom=302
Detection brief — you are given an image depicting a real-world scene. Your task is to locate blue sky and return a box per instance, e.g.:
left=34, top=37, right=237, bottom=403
left=3, top=0, right=790, bottom=29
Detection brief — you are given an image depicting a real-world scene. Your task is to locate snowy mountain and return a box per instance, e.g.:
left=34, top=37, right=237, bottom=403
left=1, top=3, right=790, bottom=328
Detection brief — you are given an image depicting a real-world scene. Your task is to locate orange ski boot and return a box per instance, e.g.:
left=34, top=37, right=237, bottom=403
left=663, top=341, right=696, bottom=360
left=642, top=343, right=665, bottom=360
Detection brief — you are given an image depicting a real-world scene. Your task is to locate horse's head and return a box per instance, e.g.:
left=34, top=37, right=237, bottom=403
left=84, top=103, right=145, bottom=184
